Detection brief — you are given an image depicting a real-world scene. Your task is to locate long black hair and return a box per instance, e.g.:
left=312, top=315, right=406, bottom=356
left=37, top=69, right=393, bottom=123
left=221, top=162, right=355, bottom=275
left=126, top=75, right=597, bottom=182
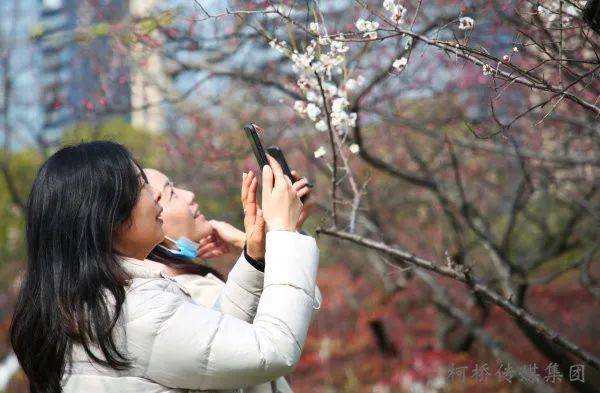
left=10, top=141, right=145, bottom=393
left=147, top=246, right=225, bottom=281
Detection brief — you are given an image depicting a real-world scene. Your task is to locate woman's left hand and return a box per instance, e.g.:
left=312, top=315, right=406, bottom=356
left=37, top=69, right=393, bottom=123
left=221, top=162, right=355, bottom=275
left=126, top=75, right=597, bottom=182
left=291, top=170, right=313, bottom=232
left=242, top=171, right=266, bottom=260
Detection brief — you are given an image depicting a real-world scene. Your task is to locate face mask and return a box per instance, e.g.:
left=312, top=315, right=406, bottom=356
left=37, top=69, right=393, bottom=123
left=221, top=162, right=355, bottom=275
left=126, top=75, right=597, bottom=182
left=158, top=236, right=199, bottom=260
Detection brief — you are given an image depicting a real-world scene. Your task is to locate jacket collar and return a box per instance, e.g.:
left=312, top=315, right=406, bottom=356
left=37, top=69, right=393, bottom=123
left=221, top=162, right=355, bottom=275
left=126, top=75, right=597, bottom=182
left=118, top=256, right=164, bottom=279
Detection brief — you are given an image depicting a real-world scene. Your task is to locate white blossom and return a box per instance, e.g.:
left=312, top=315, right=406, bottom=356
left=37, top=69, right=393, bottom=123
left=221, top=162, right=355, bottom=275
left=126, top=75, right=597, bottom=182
left=331, top=35, right=349, bottom=53
left=392, top=57, right=407, bottom=71
left=458, top=17, right=474, bottom=30
left=306, top=90, right=320, bottom=103
left=383, top=0, right=396, bottom=11
left=512, top=46, right=519, bottom=53
left=390, top=5, right=407, bottom=24
left=356, top=19, right=379, bottom=32
left=318, top=35, right=330, bottom=46
left=315, top=119, right=328, bottom=132
left=364, top=31, right=378, bottom=39
left=355, top=18, right=368, bottom=31
left=349, top=143, right=360, bottom=154
left=482, top=63, right=492, bottom=76
left=346, top=78, right=358, bottom=90
left=306, top=103, right=321, bottom=120
left=314, top=146, right=326, bottom=158
left=294, top=100, right=307, bottom=115
left=309, top=22, right=319, bottom=33
left=332, top=97, right=349, bottom=113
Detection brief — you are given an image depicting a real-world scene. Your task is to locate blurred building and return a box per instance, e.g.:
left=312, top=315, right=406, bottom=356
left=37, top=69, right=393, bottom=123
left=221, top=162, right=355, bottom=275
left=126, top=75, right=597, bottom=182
left=129, top=0, right=166, bottom=133
left=37, top=0, right=131, bottom=138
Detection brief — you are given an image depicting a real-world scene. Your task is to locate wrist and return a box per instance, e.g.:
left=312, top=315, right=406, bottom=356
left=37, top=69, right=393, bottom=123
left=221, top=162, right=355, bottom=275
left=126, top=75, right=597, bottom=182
left=234, top=233, right=246, bottom=250
left=243, top=244, right=265, bottom=272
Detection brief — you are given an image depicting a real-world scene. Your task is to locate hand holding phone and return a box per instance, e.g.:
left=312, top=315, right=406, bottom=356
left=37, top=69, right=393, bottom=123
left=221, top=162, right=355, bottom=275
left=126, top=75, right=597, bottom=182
left=243, top=123, right=313, bottom=203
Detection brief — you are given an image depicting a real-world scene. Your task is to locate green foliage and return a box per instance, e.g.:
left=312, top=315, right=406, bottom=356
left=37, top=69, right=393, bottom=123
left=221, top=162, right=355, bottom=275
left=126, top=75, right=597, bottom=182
left=0, top=149, right=42, bottom=267
left=60, top=118, right=166, bottom=168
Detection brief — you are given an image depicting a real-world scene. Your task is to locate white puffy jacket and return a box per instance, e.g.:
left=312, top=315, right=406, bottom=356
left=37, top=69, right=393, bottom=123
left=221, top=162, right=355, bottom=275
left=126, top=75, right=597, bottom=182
left=62, top=231, right=321, bottom=392
left=172, top=248, right=323, bottom=393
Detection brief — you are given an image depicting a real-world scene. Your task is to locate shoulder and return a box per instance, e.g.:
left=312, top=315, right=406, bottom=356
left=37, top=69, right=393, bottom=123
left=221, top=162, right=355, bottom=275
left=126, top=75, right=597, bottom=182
left=122, top=277, right=191, bottom=323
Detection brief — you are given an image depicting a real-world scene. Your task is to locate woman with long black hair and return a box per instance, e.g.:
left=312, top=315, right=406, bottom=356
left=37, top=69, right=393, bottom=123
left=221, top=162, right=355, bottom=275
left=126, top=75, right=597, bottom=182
left=10, top=141, right=321, bottom=392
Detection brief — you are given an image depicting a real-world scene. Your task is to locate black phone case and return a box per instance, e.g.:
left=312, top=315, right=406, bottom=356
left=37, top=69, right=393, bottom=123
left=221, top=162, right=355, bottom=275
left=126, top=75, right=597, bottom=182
left=267, top=145, right=308, bottom=203
left=243, top=123, right=269, bottom=169
left=266, top=146, right=293, bottom=179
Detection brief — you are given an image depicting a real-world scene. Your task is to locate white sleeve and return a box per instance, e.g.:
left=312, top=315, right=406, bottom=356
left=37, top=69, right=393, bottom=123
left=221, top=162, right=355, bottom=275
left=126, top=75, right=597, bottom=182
left=212, top=252, right=265, bottom=322
left=133, top=231, right=320, bottom=390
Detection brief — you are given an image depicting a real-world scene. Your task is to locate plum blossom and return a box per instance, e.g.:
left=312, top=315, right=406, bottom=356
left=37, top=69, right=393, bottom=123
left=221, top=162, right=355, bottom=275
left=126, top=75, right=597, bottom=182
left=331, top=34, right=349, bottom=53
left=346, top=78, right=358, bottom=90
left=383, top=0, right=396, bottom=11
left=356, top=19, right=379, bottom=39
left=392, top=57, right=407, bottom=72
left=512, top=46, right=519, bottom=53
left=306, top=103, right=321, bottom=120
left=458, top=17, right=474, bottom=30
left=315, top=119, right=328, bottom=132
left=383, top=0, right=407, bottom=24
left=482, top=63, right=492, bottom=76
left=364, top=31, right=378, bottom=39
left=294, top=100, right=307, bottom=116
left=318, top=35, right=331, bottom=46
left=349, top=143, right=360, bottom=154
left=314, top=146, right=326, bottom=158
left=332, top=97, right=349, bottom=113
left=309, top=22, right=319, bottom=33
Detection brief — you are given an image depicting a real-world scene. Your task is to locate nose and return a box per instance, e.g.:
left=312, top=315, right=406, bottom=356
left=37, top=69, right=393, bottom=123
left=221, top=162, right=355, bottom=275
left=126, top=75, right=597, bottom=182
left=150, top=185, right=161, bottom=203
left=176, top=187, right=195, bottom=205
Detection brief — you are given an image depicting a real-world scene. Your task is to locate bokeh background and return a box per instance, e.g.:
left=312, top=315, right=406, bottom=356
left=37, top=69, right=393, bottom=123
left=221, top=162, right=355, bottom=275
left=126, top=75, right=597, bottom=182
left=0, top=0, right=599, bottom=392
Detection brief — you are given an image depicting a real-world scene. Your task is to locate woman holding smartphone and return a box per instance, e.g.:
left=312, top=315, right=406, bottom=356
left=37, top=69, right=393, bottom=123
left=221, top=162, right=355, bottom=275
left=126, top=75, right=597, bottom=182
left=142, top=167, right=320, bottom=393
left=10, top=141, right=320, bottom=392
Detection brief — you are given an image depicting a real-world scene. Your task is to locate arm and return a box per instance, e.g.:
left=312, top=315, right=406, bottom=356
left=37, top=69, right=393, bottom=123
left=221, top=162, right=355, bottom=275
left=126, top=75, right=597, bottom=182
left=127, top=231, right=319, bottom=390
left=211, top=250, right=265, bottom=322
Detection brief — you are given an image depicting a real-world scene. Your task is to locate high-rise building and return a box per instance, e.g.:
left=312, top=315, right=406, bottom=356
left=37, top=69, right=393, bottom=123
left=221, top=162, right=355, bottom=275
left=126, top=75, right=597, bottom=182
left=37, top=0, right=131, bottom=136
left=129, top=0, right=165, bottom=133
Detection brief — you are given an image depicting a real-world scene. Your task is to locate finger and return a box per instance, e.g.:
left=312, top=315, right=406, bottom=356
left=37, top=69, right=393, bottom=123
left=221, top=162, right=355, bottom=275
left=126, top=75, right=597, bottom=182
left=246, top=177, right=258, bottom=217
left=262, top=164, right=274, bottom=196
left=290, top=170, right=301, bottom=182
left=241, top=171, right=254, bottom=208
left=199, top=242, right=219, bottom=254
left=267, top=155, right=285, bottom=188
left=297, top=186, right=311, bottom=199
left=199, top=236, right=212, bottom=246
left=291, top=178, right=308, bottom=192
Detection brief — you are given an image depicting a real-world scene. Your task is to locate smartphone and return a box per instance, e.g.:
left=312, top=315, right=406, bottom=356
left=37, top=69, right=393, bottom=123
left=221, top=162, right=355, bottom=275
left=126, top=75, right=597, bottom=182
left=243, top=123, right=269, bottom=169
left=267, top=145, right=312, bottom=203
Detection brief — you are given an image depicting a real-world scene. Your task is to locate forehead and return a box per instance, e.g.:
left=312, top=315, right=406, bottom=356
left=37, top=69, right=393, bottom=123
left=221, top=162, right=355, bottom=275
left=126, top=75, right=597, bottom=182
left=144, top=169, right=170, bottom=187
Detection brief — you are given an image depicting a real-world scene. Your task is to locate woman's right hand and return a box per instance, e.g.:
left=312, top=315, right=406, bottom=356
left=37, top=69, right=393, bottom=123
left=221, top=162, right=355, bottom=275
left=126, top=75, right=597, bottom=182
left=261, top=155, right=303, bottom=232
